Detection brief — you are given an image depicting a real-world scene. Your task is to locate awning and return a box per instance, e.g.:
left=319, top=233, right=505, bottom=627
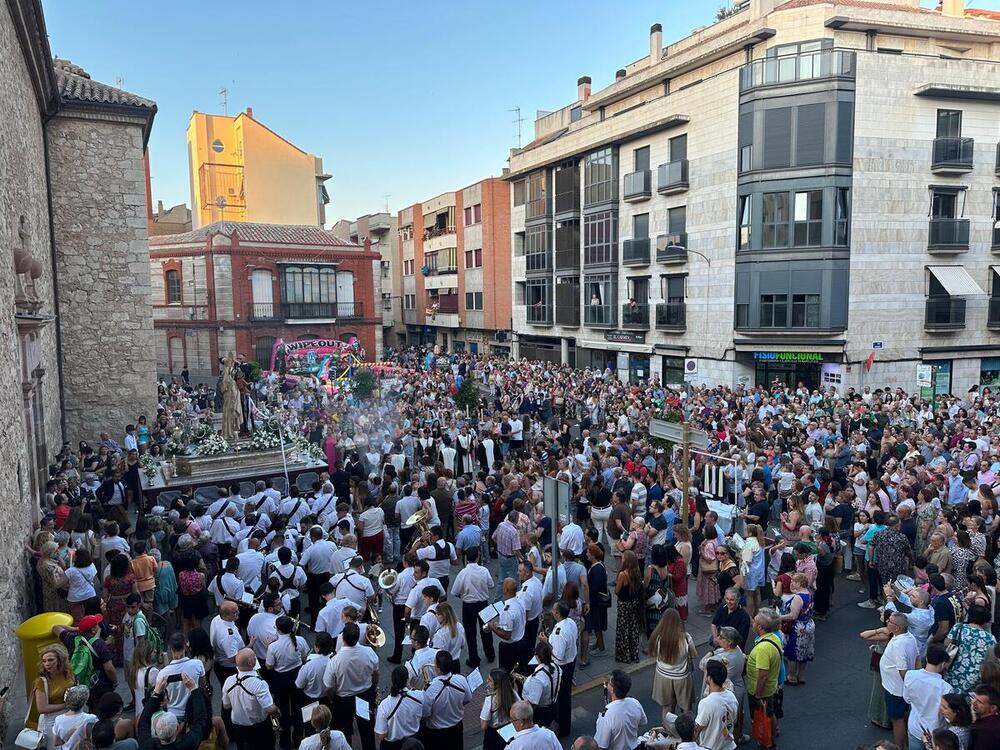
left=928, top=265, right=985, bottom=296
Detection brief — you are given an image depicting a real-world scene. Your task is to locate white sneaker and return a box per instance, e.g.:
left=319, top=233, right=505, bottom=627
left=857, top=600, right=879, bottom=609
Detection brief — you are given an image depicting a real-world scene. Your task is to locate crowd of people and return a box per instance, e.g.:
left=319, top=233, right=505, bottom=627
left=17, top=346, right=1000, bottom=750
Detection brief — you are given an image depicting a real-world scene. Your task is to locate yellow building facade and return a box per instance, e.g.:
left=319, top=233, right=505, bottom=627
left=187, top=109, right=330, bottom=228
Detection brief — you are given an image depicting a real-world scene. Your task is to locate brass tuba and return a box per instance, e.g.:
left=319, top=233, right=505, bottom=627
left=378, top=569, right=398, bottom=591
left=365, top=601, right=386, bottom=649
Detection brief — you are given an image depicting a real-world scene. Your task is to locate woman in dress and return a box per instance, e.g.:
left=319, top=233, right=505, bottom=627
left=65, top=548, right=98, bottom=622
left=37, top=541, right=69, bottom=615
left=780, top=573, right=815, bottom=685
left=945, top=605, right=997, bottom=694
left=581, top=543, right=609, bottom=667
left=101, top=553, right=137, bottom=666
left=780, top=494, right=804, bottom=544
left=689, top=496, right=708, bottom=578
left=715, top=546, right=744, bottom=604
left=696, top=525, right=721, bottom=615
left=172, top=534, right=208, bottom=635
left=150, top=549, right=177, bottom=620
left=848, top=510, right=873, bottom=583
left=136, top=415, right=151, bottom=453
left=951, top=531, right=979, bottom=590
left=30, top=645, right=76, bottom=750
left=648, top=607, right=698, bottom=721
left=644, top=544, right=672, bottom=636
left=664, top=543, right=689, bottom=622
left=614, top=550, right=643, bottom=664
left=742, top=524, right=767, bottom=617
left=673, top=524, right=693, bottom=575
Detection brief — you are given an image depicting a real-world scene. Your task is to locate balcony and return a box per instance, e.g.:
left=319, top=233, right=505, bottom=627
left=622, top=303, right=650, bottom=329
left=555, top=249, right=579, bottom=271
left=655, top=302, right=687, bottom=331
left=931, top=137, right=974, bottom=174
left=554, top=190, right=580, bottom=214
left=198, top=163, right=246, bottom=209
left=623, top=170, right=652, bottom=202
left=434, top=294, right=459, bottom=314
left=657, top=160, right=689, bottom=195
left=928, top=218, right=970, bottom=253
left=423, top=225, right=455, bottom=241
left=622, top=237, right=650, bottom=266
left=526, top=197, right=548, bottom=220
left=525, top=251, right=552, bottom=274
left=584, top=304, right=617, bottom=327
left=368, top=214, right=391, bottom=233
left=996, top=143, right=1000, bottom=176
left=252, top=301, right=363, bottom=321
left=739, top=49, right=856, bottom=92
left=555, top=303, right=579, bottom=327
left=527, top=304, right=553, bottom=326
left=555, top=224, right=580, bottom=271
left=924, top=295, right=966, bottom=331
left=990, top=298, right=1000, bottom=330
left=656, top=233, right=688, bottom=264
left=993, top=226, right=1000, bottom=252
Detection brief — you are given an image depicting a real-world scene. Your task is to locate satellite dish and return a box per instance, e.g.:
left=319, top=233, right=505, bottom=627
left=215, top=196, right=227, bottom=209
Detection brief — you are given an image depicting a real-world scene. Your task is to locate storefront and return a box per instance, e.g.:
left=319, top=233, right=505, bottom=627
left=740, top=350, right=842, bottom=390
left=518, top=335, right=566, bottom=365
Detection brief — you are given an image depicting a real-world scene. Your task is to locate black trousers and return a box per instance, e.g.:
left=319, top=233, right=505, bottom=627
left=461, top=600, right=495, bottom=666
left=217, top=542, right=233, bottom=561
left=534, top=703, right=556, bottom=728
left=555, top=660, right=575, bottom=737
left=438, top=575, right=450, bottom=594
left=213, top=663, right=237, bottom=694
left=422, top=722, right=463, bottom=748
left=270, top=666, right=302, bottom=750
left=332, top=686, right=376, bottom=750
left=306, top=572, right=325, bottom=624
left=524, top=616, right=539, bottom=654
left=815, top=563, right=835, bottom=615
left=498, top=640, right=518, bottom=673
left=400, top=526, right=415, bottom=553
left=390, top=602, right=407, bottom=661
left=232, top=719, right=274, bottom=750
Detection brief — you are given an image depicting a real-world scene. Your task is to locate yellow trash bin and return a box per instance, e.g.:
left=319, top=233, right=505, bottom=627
left=15, top=612, right=73, bottom=728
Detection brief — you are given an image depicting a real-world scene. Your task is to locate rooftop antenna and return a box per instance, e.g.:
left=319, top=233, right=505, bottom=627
left=114, top=75, right=125, bottom=89
left=383, top=194, right=391, bottom=214
left=219, top=87, right=229, bottom=116
left=509, top=106, right=525, bottom=148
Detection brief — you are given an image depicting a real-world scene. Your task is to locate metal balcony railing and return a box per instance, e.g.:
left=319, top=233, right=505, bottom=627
left=554, top=190, right=580, bottom=214
left=527, top=304, right=553, bottom=325
left=526, top=197, right=547, bottom=220
left=739, top=49, right=856, bottom=91
left=525, top=251, right=552, bottom=273
left=931, top=137, right=974, bottom=173
left=928, top=218, right=970, bottom=252
left=584, top=303, right=617, bottom=327
left=622, top=303, right=650, bottom=329
left=623, top=170, right=652, bottom=201
left=623, top=237, right=651, bottom=266
left=656, top=233, right=688, bottom=263
left=655, top=302, right=687, bottom=330
left=924, top=295, right=966, bottom=330
left=280, top=301, right=362, bottom=319
left=657, top=160, right=689, bottom=194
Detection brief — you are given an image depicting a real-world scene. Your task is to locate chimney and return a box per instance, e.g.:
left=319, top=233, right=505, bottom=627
left=941, top=0, right=964, bottom=17
left=577, top=76, right=591, bottom=102
left=157, top=200, right=164, bottom=214
left=650, top=23, right=663, bottom=64
left=615, top=68, right=627, bottom=82
left=245, top=106, right=254, bottom=118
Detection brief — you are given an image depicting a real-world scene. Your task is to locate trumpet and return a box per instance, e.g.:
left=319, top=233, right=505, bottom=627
left=365, top=602, right=386, bottom=648
left=378, top=569, right=398, bottom=591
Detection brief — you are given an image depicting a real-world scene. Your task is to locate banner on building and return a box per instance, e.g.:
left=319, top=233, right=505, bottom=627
left=271, top=338, right=365, bottom=382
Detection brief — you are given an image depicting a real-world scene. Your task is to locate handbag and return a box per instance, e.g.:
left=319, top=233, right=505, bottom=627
left=946, top=625, right=963, bottom=662
left=14, top=676, right=45, bottom=749
left=750, top=700, right=775, bottom=748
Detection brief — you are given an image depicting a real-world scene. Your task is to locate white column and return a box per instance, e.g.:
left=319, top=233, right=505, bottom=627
left=560, top=338, right=569, bottom=366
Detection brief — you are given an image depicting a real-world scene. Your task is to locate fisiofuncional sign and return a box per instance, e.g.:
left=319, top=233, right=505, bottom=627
left=605, top=330, right=645, bottom=344
left=752, top=351, right=823, bottom=362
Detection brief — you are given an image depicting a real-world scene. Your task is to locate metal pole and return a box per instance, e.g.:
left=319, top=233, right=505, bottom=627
left=681, top=422, right=690, bottom=525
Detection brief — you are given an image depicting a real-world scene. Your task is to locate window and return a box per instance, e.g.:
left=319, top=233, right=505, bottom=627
left=762, top=193, right=790, bottom=248
left=584, top=147, right=616, bottom=206
left=796, top=103, right=825, bottom=166
left=932, top=189, right=960, bottom=219
left=381, top=260, right=390, bottom=278
left=513, top=180, right=526, bottom=206
left=525, top=226, right=550, bottom=271
left=254, top=336, right=276, bottom=367
left=400, top=224, right=414, bottom=241
left=464, top=247, right=483, bottom=268
left=668, top=206, right=686, bottom=237
left=738, top=196, right=752, bottom=250
left=760, top=294, right=788, bottom=327
left=739, top=112, right=753, bottom=172
left=633, top=146, right=650, bottom=172
left=514, top=231, right=525, bottom=257
left=527, top=171, right=546, bottom=218
left=403, top=294, right=416, bottom=310
left=282, top=266, right=336, bottom=304
left=165, top=269, right=182, bottom=304
left=465, top=292, right=484, bottom=310
left=628, top=277, right=649, bottom=304
left=763, top=107, right=792, bottom=169
left=464, top=206, right=472, bottom=226
left=936, top=109, right=962, bottom=138
left=463, top=204, right=482, bottom=226
left=570, top=105, right=582, bottom=123
left=791, top=294, right=821, bottom=327
left=382, top=293, right=392, bottom=310
left=633, top=213, right=649, bottom=240
left=584, top=273, right=617, bottom=325
left=403, top=259, right=415, bottom=275
left=669, top=134, right=687, bottom=163
left=584, top=210, right=618, bottom=265
left=661, top=275, right=685, bottom=303
left=793, top=190, right=823, bottom=246
left=662, top=356, right=683, bottom=385
left=526, top=279, right=552, bottom=323
left=834, top=188, right=850, bottom=246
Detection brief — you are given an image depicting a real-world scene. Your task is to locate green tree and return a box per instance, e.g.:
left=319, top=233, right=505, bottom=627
left=353, top=368, right=377, bottom=400
left=455, top=377, right=480, bottom=411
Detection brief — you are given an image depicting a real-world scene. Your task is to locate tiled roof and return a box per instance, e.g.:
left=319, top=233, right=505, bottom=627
left=53, top=58, right=156, bottom=110
left=150, top=221, right=364, bottom=248
left=776, top=0, right=934, bottom=12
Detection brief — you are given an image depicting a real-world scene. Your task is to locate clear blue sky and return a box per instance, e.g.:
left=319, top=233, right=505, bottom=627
left=43, top=1, right=724, bottom=222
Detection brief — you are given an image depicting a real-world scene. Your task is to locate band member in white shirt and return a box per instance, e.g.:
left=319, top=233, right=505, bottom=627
left=235, top=535, right=267, bottom=589
left=330, top=534, right=357, bottom=573
left=331, top=556, right=374, bottom=610
left=247, top=593, right=282, bottom=662
left=521, top=641, right=561, bottom=729
left=280, top=488, right=310, bottom=527
left=540, top=600, right=579, bottom=738
left=314, top=583, right=355, bottom=648
left=208, top=557, right=245, bottom=607
left=486, top=578, right=526, bottom=673
left=267, top=546, right=306, bottom=618
left=430, top=602, right=465, bottom=673
left=387, top=557, right=417, bottom=664
left=374, top=665, right=425, bottom=750
left=323, top=623, right=379, bottom=750
left=405, top=625, right=439, bottom=689
left=221, top=649, right=280, bottom=750
left=299, top=526, right=338, bottom=622
left=480, top=669, right=521, bottom=750
left=516, top=560, right=544, bottom=652
left=209, top=601, right=245, bottom=689
left=450, top=547, right=496, bottom=668
left=265, top=616, right=309, bottom=749
left=417, top=586, right=442, bottom=642
left=210, top=505, right=241, bottom=560
left=507, top=700, right=562, bottom=750
left=295, top=632, right=334, bottom=710
left=421, top=650, right=472, bottom=747
left=414, top=525, right=458, bottom=593
left=594, top=670, right=647, bottom=750
left=403, top=561, right=442, bottom=630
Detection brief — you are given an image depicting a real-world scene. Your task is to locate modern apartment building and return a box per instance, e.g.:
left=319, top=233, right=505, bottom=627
left=332, top=212, right=401, bottom=348
left=397, top=177, right=512, bottom=353
left=187, top=108, right=331, bottom=228
left=508, top=0, right=1000, bottom=395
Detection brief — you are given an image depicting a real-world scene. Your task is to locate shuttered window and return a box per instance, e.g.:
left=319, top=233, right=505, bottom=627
left=836, top=101, right=854, bottom=164
left=763, top=108, right=792, bottom=169
left=796, top=103, right=826, bottom=166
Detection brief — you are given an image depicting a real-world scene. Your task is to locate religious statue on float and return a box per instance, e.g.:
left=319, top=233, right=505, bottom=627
left=220, top=350, right=244, bottom=441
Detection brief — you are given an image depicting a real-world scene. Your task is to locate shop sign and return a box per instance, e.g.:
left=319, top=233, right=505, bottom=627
left=916, top=364, right=933, bottom=388
left=605, top=330, right=646, bottom=344
left=752, top=351, right=824, bottom=363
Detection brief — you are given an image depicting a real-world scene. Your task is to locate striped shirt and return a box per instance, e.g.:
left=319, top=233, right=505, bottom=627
left=492, top=521, right=522, bottom=557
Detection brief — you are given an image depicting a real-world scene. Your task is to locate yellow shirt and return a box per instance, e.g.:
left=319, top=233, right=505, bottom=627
left=745, top=633, right=783, bottom=698
left=29, top=673, right=75, bottom=725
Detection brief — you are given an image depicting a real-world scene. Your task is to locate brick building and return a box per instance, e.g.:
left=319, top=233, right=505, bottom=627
left=398, top=176, right=512, bottom=353
left=149, top=221, right=381, bottom=377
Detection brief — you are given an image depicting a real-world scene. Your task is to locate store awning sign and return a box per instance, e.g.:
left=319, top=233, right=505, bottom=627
left=752, top=351, right=824, bottom=362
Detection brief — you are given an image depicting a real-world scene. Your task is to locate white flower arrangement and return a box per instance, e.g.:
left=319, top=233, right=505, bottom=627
left=196, top=432, right=230, bottom=456
left=250, top=427, right=283, bottom=451
left=140, top=453, right=160, bottom=480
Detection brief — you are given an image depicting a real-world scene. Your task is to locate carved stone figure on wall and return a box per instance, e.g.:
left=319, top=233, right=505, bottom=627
left=221, top=350, right=243, bottom=441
